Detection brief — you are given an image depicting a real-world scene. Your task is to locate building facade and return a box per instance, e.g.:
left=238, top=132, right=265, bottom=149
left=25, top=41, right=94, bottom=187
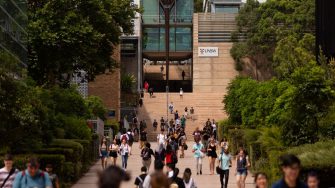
left=141, top=0, right=194, bottom=92
left=0, top=0, right=27, bottom=66
left=203, top=0, right=243, bottom=13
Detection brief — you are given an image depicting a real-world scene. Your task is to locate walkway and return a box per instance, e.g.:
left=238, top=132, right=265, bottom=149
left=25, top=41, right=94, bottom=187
left=72, top=142, right=254, bottom=188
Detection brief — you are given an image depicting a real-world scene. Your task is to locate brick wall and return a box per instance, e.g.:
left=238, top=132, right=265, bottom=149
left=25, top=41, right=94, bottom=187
left=88, top=46, right=121, bottom=121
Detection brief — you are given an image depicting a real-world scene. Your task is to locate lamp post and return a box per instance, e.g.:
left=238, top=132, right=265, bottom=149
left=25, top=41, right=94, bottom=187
left=159, top=0, right=175, bottom=122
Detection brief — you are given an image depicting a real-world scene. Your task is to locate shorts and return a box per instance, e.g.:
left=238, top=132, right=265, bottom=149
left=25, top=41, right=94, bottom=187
left=101, top=150, right=108, bottom=158
left=110, top=151, right=118, bottom=158
left=236, top=169, right=248, bottom=176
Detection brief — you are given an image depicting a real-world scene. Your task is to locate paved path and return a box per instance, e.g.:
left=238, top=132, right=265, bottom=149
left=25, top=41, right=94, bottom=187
left=72, top=142, right=254, bottom=188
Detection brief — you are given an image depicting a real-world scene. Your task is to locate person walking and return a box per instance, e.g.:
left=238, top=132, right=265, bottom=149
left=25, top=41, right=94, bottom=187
left=180, top=88, right=183, bottom=99
left=0, top=154, right=19, bottom=188
left=134, top=166, right=148, bottom=188
left=109, top=139, right=119, bottom=166
left=141, top=143, right=154, bottom=173
left=144, top=81, right=149, bottom=92
left=182, top=70, right=186, bottom=80
left=13, top=157, right=52, bottom=188
left=207, top=138, right=217, bottom=175
left=149, top=88, right=154, bottom=98
left=174, top=111, right=179, bottom=120
left=45, top=164, right=60, bottom=188
left=217, top=148, right=232, bottom=188
left=169, top=102, right=174, bottom=114
left=120, top=139, right=130, bottom=170
left=183, top=168, right=197, bottom=188
left=181, top=115, right=186, bottom=129
left=220, top=137, right=229, bottom=154
left=272, top=154, right=307, bottom=188
left=160, top=117, right=165, bottom=131
left=157, top=129, right=167, bottom=146
left=236, top=149, right=251, bottom=188
left=192, top=127, right=201, bottom=142
left=153, top=119, right=158, bottom=131
left=212, top=121, right=217, bottom=141
left=254, top=172, right=268, bottom=188
left=99, top=138, right=109, bottom=169
left=192, top=139, right=205, bottom=175
left=140, top=128, right=148, bottom=149
left=165, top=145, right=177, bottom=166
left=98, top=165, right=130, bottom=188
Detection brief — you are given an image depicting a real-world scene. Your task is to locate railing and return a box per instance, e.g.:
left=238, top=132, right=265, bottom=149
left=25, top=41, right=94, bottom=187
left=142, top=15, right=193, bottom=24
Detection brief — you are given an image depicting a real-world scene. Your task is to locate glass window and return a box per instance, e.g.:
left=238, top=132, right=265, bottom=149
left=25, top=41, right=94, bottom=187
left=176, top=0, right=193, bottom=23
left=176, top=28, right=192, bottom=51
left=143, top=28, right=160, bottom=51
left=215, top=5, right=239, bottom=13
left=142, top=0, right=159, bottom=24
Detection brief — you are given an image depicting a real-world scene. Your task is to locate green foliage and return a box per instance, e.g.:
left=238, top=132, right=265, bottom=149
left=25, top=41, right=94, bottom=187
left=194, top=0, right=203, bottom=13
left=273, top=34, right=315, bottom=78
left=230, top=42, right=248, bottom=71
left=49, top=139, right=84, bottom=162
left=85, top=96, right=107, bottom=120
left=28, top=0, right=138, bottom=86
left=121, top=73, right=136, bottom=93
left=231, top=0, right=315, bottom=75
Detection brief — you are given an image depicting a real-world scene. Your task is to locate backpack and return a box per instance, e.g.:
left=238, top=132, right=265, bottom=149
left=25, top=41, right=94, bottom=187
left=21, top=170, right=45, bottom=187
left=128, top=133, right=134, bottom=142
left=172, top=152, right=178, bottom=164
left=137, top=176, right=144, bottom=188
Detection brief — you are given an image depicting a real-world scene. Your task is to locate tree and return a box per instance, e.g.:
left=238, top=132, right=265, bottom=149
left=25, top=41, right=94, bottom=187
left=28, top=0, right=138, bottom=86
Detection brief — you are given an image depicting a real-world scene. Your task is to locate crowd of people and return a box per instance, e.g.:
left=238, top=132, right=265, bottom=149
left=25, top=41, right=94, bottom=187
left=0, top=154, right=59, bottom=188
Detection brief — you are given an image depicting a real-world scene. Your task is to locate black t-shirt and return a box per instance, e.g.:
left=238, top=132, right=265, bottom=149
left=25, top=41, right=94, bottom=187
left=140, top=131, right=147, bottom=141
left=134, top=174, right=147, bottom=186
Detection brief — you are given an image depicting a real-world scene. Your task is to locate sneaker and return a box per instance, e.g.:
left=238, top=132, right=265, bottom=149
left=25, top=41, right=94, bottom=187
left=200, top=170, right=202, bottom=175
left=197, top=172, right=199, bottom=175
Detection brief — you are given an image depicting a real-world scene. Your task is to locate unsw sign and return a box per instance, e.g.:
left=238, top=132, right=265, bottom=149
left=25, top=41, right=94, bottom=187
left=198, top=47, right=219, bottom=57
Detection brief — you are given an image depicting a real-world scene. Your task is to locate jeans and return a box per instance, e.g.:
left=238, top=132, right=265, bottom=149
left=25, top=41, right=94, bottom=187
left=220, top=169, right=229, bottom=188
left=195, top=157, right=202, bottom=173
left=122, top=153, right=128, bottom=169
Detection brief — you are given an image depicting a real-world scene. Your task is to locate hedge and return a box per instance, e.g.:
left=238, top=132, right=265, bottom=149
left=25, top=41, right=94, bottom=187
left=35, top=148, right=74, bottom=162
left=49, top=139, right=83, bottom=162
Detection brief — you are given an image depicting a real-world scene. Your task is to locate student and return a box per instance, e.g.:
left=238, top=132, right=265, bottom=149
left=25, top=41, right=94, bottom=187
left=13, top=157, right=52, bottom=188
left=141, top=143, right=154, bottom=173
left=218, top=148, right=232, bottom=188
left=109, top=139, right=119, bottom=166
left=183, top=168, right=197, bottom=188
left=0, top=154, right=19, bottom=188
left=98, top=165, right=130, bottom=188
left=120, top=139, right=130, bottom=170
left=45, top=164, right=60, bottom=188
left=236, top=149, right=250, bottom=188
left=254, top=172, right=268, bottom=188
left=306, top=171, right=319, bottom=188
left=207, top=138, right=217, bottom=175
left=272, top=154, right=307, bottom=188
left=142, top=160, right=165, bottom=188
left=99, top=138, right=109, bottom=169
left=134, top=167, right=147, bottom=188
left=153, top=119, right=158, bottom=131
left=192, top=139, right=205, bottom=175
left=180, top=88, right=183, bottom=99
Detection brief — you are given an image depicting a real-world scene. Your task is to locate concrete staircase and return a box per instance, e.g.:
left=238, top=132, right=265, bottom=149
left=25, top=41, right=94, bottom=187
left=137, top=92, right=228, bottom=141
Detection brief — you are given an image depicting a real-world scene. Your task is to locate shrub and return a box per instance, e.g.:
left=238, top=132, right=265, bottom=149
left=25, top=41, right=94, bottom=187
left=72, top=139, right=92, bottom=172
left=35, top=148, right=74, bottom=162
left=49, top=139, right=83, bottom=162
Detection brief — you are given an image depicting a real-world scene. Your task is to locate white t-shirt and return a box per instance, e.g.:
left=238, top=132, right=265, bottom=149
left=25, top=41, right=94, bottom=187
left=212, top=123, right=217, bottom=131
left=157, top=134, right=166, bottom=144
left=0, top=167, right=19, bottom=188
left=184, top=178, right=197, bottom=188
left=176, top=119, right=180, bottom=125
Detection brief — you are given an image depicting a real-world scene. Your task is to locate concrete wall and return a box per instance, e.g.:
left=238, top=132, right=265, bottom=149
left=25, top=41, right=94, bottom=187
left=193, top=13, right=239, bottom=93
